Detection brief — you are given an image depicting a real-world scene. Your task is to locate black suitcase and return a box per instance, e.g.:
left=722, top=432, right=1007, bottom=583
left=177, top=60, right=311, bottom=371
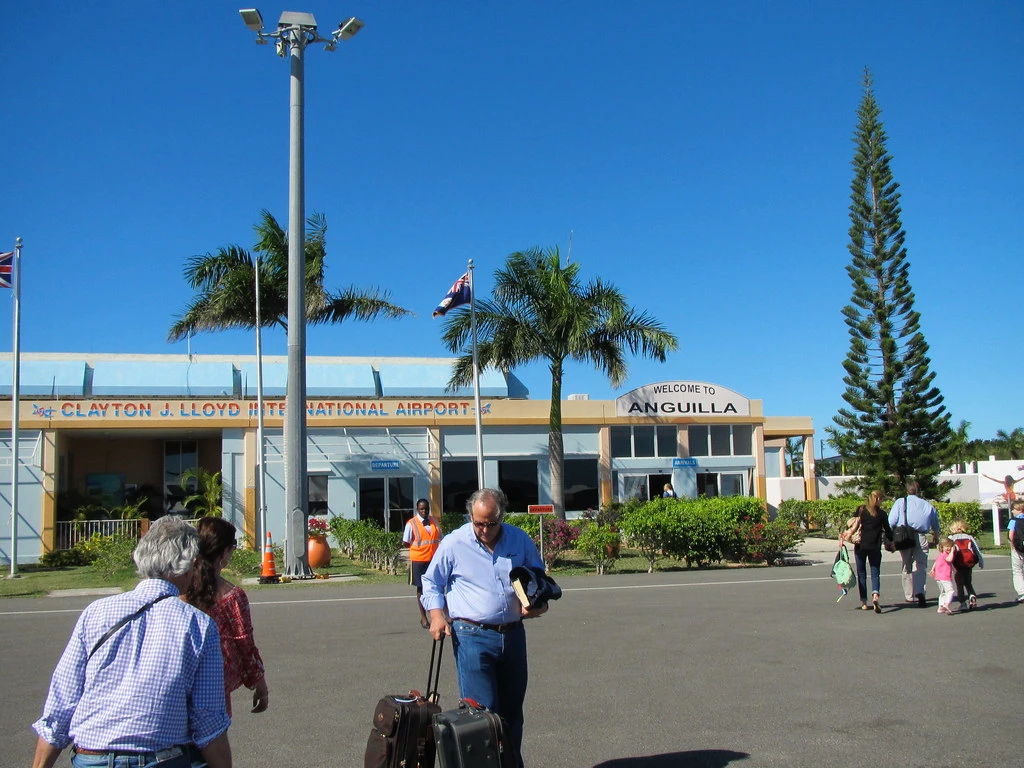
left=432, top=698, right=517, bottom=768
left=364, top=637, right=444, bottom=768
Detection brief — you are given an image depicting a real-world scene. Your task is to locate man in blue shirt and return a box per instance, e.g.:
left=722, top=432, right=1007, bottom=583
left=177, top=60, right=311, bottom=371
left=32, top=516, right=232, bottom=768
left=888, top=480, right=941, bottom=607
left=422, top=488, right=549, bottom=768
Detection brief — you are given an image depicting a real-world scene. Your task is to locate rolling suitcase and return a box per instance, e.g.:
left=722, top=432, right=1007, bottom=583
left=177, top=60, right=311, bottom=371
left=432, top=698, right=517, bottom=768
left=364, top=637, right=444, bottom=768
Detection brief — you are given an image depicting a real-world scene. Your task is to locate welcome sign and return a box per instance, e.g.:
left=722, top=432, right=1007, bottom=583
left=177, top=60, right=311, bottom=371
left=615, top=381, right=750, bottom=418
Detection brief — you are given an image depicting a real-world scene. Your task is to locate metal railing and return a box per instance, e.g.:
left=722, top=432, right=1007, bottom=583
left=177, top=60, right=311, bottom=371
left=54, top=519, right=143, bottom=551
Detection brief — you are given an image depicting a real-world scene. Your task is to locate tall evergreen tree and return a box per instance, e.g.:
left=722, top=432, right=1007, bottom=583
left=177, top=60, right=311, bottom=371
left=833, top=71, right=953, bottom=499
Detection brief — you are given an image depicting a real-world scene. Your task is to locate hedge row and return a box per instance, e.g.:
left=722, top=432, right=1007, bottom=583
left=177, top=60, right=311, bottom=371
left=507, top=497, right=804, bottom=573
left=328, top=517, right=404, bottom=574
left=775, top=499, right=986, bottom=537
left=617, top=496, right=801, bottom=571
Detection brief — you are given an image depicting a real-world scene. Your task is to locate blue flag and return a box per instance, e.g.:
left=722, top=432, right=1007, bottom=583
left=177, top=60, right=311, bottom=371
left=433, top=272, right=471, bottom=317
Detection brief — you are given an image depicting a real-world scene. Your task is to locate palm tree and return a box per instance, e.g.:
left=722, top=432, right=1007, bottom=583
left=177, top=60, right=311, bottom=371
left=995, top=427, right=1024, bottom=460
left=440, top=247, right=679, bottom=518
left=784, top=437, right=804, bottom=477
left=180, top=468, right=224, bottom=517
left=945, top=420, right=972, bottom=472
left=168, top=210, right=411, bottom=341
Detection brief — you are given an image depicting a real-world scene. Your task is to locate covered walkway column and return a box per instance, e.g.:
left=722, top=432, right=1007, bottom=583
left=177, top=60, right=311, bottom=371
left=803, top=435, right=818, bottom=501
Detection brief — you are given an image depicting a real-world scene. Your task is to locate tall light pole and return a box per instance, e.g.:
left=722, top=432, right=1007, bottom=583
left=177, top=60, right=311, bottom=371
left=240, top=8, right=363, bottom=577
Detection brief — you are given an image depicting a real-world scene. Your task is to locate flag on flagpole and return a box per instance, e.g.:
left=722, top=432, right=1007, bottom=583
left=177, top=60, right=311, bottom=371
left=432, top=272, right=471, bottom=317
left=0, top=252, right=12, bottom=289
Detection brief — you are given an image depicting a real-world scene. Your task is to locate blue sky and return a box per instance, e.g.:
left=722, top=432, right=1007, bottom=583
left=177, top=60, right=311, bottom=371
left=1, top=1, right=1021, bottom=447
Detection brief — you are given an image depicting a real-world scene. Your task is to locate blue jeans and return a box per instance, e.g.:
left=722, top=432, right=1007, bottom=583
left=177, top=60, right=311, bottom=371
left=854, top=547, right=882, bottom=602
left=72, top=748, right=198, bottom=768
left=451, top=619, right=528, bottom=767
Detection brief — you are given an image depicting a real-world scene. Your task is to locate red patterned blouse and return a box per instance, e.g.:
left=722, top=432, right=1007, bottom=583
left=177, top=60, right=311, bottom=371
left=209, top=585, right=265, bottom=715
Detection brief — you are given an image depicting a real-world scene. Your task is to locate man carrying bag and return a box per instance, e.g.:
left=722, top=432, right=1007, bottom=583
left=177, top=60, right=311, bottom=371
left=888, top=480, right=940, bottom=607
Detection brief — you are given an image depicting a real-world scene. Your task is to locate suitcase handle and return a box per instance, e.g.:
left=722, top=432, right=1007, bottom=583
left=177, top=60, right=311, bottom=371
left=426, top=636, right=444, bottom=704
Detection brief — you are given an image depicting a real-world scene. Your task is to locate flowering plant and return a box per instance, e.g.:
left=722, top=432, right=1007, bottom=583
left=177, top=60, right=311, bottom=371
left=308, top=516, right=330, bottom=538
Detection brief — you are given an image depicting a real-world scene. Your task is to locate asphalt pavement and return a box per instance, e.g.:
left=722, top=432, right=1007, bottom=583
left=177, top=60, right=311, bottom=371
left=2, top=538, right=1019, bottom=768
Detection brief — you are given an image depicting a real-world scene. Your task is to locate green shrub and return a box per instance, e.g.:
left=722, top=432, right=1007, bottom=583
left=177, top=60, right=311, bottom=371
left=732, top=516, right=804, bottom=565
left=89, top=535, right=138, bottom=580
left=440, top=512, right=466, bottom=534
left=332, top=518, right=403, bottom=573
left=677, top=497, right=749, bottom=568
left=225, top=545, right=262, bottom=577
left=937, top=502, right=984, bottom=536
left=328, top=516, right=361, bottom=557
left=619, top=498, right=686, bottom=573
left=505, top=513, right=540, bottom=538
left=39, top=547, right=92, bottom=568
left=575, top=524, right=621, bottom=575
left=776, top=498, right=861, bottom=534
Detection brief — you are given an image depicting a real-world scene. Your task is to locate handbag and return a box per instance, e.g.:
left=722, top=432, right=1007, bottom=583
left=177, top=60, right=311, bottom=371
left=891, top=497, right=917, bottom=551
left=844, top=513, right=862, bottom=546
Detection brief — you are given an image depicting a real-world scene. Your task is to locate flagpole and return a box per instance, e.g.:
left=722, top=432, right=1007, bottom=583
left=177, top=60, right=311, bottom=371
left=255, top=256, right=268, bottom=549
left=468, top=260, right=484, bottom=489
left=9, top=237, right=22, bottom=577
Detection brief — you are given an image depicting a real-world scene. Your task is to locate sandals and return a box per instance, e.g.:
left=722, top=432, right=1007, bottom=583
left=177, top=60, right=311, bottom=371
left=859, top=603, right=870, bottom=610
left=873, top=595, right=881, bottom=614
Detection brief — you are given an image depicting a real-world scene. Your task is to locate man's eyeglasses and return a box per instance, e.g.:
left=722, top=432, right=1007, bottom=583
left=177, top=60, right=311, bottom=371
left=472, top=520, right=500, bottom=529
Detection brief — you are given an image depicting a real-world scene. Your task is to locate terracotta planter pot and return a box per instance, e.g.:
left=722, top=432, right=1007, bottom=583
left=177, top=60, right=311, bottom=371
left=307, top=534, right=332, bottom=569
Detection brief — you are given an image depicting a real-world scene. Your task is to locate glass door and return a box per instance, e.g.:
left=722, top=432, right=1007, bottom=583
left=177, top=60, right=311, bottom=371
left=618, top=473, right=651, bottom=502
left=358, top=476, right=414, bottom=532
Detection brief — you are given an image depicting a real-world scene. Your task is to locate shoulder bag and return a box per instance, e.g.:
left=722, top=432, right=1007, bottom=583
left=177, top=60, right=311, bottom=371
left=844, top=510, right=863, bottom=546
left=88, top=594, right=172, bottom=660
left=891, top=498, right=917, bottom=551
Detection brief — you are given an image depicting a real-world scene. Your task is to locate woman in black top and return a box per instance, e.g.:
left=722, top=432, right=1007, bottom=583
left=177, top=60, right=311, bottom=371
left=847, top=490, right=893, bottom=613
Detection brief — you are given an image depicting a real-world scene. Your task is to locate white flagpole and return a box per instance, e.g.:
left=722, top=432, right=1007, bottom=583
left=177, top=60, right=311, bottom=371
left=255, top=256, right=268, bottom=548
left=468, top=260, right=484, bottom=488
left=10, top=237, right=22, bottom=577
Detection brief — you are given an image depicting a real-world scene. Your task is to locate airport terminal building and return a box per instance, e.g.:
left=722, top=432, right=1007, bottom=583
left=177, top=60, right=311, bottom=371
left=0, top=353, right=815, bottom=564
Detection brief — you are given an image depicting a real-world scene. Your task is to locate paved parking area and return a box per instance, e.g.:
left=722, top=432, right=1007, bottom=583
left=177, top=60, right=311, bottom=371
left=2, top=546, right=1020, bottom=767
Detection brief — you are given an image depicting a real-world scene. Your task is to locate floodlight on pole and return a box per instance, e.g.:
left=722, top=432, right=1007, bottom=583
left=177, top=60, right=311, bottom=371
left=240, top=8, right=363, bottom=578
left=239, top=8, right=264, bottom=31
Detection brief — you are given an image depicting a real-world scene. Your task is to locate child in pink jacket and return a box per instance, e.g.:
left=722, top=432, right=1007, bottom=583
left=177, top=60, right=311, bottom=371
left=929, top=537, right=957, bottom=614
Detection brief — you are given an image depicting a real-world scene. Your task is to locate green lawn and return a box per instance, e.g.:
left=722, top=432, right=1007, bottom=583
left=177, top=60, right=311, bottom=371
left=0, top=565, right=140, bottom=598
left=0, top=554, right=410, bottom=599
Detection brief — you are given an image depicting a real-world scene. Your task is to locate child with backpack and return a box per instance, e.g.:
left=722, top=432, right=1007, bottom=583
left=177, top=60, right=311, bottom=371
left=1009, top=500, right=1024, bottom=604
left=928, top=537, right=957, bottom=614
left=948, top=519, right=984, bottom=610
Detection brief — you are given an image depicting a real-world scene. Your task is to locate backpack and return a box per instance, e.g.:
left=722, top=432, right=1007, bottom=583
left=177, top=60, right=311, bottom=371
left=952, top=538, right=977, bottom=568
left=1013, top=516, right=1024, bottom=554
left=831, top=544, right=856, bottom=599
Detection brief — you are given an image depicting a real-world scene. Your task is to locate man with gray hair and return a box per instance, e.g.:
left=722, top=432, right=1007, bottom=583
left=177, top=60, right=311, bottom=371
left=889, top=479, right=941, bottom=607
left=32, top=515, right=232, bottom=768
left=422, top=488, right=550, bottom=768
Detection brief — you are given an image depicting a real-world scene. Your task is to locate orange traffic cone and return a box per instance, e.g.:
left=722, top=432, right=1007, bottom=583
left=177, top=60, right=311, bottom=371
left=258, top=532, right=280, bottom=584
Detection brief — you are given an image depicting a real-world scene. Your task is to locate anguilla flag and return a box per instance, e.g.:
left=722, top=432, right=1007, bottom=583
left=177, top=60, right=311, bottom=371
left=432, top=272, right=471, bottom=317
left=0, top=251, right=13, bottom=289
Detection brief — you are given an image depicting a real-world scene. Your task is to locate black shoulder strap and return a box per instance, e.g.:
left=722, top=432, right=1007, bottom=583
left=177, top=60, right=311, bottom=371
left=88, top=594, right=173, bottom=660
